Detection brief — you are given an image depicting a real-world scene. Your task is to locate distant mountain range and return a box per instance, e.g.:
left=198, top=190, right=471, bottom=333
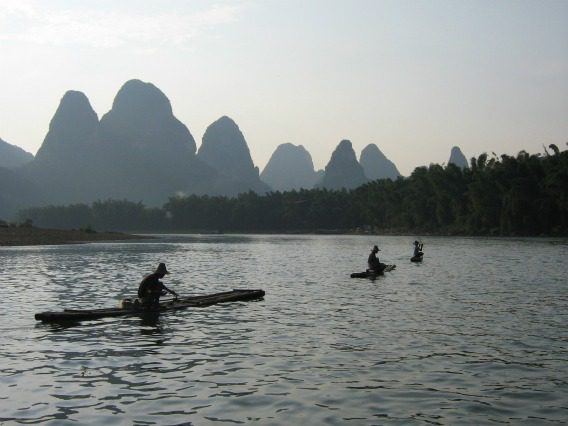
left=0, top=78, right=467, bottom=219
left=20, top=80, right=270, bottom=207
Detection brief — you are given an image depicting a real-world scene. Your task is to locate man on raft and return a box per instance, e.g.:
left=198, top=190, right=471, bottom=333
left=368, top=245, right=386, bottom=273
left=138, top=262, right=178, bottom=306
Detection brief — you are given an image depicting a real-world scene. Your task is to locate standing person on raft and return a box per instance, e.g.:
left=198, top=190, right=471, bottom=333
left=413, top=240, right=424, bottom=257
left=138, top=262, right=178, bottom=306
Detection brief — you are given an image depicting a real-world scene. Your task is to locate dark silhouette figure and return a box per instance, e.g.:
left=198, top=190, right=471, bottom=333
left=411, top=240, right=424, bottom=262
left=413, top=241, right=424, bottom=257
left=138, top=263, right=178, bottom=306
left=367, top=245, right=385, bottom=273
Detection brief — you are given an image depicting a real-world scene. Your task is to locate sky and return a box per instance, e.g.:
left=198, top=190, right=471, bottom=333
left=0, top=0, right=567, bottom=176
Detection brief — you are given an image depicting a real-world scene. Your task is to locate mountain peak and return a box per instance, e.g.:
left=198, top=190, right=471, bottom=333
left=260, top=143, right=320, bottom=191
left=51, top=90, right=98, bottom=130
left=197, top=116, right=255, bottom=178
left=317, top=139, right=368, bottom=190
left=111, top=79, right=173, bottom=119
left=448, top=146, right=469, bottom=168
left=34, top=90, right=99, bottom=163
left=360, top=143, right=401, bottom=180
left=99, top=79, right=196, bottom=155
left=197, top=116, right=271, bottom=195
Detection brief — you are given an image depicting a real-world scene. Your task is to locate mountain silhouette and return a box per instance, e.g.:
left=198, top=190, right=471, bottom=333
left=34, top=90, right=99, bottom=164
left=260, top=143, right=321, bottom=191
left=95, top=79, right=208, bottom=204
left=359, top=143, right=401, bottom=181
left=448, top=146, right=469, bottom=168
left=2, top=79, right=485, bottom=219
left=15, top=81, right=277, bottom=210
left=197, top=116, right=270, bottom=195
left=316, top=140, right=368, bottom=190
left=99, top=79, right=197, bottom=156
left=0, top=138, right=34, bottom=169
left=22, top=90, right=99, bottom=204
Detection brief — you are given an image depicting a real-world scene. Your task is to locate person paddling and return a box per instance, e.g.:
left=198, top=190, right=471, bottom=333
left=138, top=262, right=178, bottom=307
left=368, top=245, right=385, bottom=273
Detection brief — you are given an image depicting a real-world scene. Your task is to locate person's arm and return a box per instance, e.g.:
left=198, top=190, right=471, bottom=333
left=163, top=285, right=178, bottom=298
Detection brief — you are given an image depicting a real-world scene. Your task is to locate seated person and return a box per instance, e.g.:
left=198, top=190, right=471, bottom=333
left=138, top=262, right=178, bottom=306
left=368, top=245, right=385, bottom=272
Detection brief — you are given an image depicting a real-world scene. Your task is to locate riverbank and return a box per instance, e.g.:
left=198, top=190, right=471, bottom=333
left=0, top=226, right=148, bottom=246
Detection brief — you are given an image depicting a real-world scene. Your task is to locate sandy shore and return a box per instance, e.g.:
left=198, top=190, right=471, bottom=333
left=0, top=226, right=149, bottom=246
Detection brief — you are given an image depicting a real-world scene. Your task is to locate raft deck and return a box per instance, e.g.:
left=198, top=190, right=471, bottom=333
left=350, top=264, right=396, bottom=278
left=35, top=289, right=265, bottom=323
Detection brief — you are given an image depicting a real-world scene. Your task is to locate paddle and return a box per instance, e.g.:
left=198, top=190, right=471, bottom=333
left=160, top=291, right=179, bottom=305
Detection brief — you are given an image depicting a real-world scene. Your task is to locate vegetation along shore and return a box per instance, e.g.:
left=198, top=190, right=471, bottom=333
left=0, top=223, right=146, bottom=247
left=13, top=148, right=568, bottom=237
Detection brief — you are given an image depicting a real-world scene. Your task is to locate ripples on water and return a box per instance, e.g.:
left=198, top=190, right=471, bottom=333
left=1, top=235, right=567, bottom=425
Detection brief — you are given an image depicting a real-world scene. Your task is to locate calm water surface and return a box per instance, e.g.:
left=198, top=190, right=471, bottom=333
left=0, top=235, right=567, bottom=425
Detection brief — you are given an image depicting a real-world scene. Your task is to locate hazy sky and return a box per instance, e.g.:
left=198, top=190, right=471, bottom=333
left=1, top=0, right=567, bottom=175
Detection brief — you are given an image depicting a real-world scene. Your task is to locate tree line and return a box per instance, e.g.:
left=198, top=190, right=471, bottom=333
left=18, top=146, right=568, bottom=236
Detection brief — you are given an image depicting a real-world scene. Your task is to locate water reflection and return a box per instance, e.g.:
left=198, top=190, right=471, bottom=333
left=138, top=312, right=162, bottom=330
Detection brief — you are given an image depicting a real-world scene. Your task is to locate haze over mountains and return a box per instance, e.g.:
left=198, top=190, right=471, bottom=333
left=1, top=78, right=466, bottom=219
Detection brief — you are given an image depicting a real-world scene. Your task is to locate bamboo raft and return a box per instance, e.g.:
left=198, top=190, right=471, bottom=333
left=35, top=289, right=265, bottom=323
left=350, top=264, right=396, bottom=278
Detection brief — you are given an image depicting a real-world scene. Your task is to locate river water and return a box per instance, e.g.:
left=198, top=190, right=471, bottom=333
left=0, top=234, right=566, bottom=425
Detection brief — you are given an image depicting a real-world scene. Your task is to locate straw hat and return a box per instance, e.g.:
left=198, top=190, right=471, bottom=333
left=155, top=262, right=170, bottom=275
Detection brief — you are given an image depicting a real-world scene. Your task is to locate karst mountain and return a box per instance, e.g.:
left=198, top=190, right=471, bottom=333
left=316, top=140, right=368, bottom=190
left=17, top=80, right=270, bottom=210
left=448, top=146, right=469, bottom=168
left=260, top=143, right=322, bottom=191
left=0, top=79, right=460, bottom=220
left=359, top=143, right=401, bottom=181
left=197, top=116, right=270, bottom=195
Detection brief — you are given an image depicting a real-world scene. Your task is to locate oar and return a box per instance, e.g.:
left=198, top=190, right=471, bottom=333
left=162, top=293, right=180, bottom=305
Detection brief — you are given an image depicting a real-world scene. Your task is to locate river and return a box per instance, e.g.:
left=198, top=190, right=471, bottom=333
left=1, top=234, right=567, bottom=425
